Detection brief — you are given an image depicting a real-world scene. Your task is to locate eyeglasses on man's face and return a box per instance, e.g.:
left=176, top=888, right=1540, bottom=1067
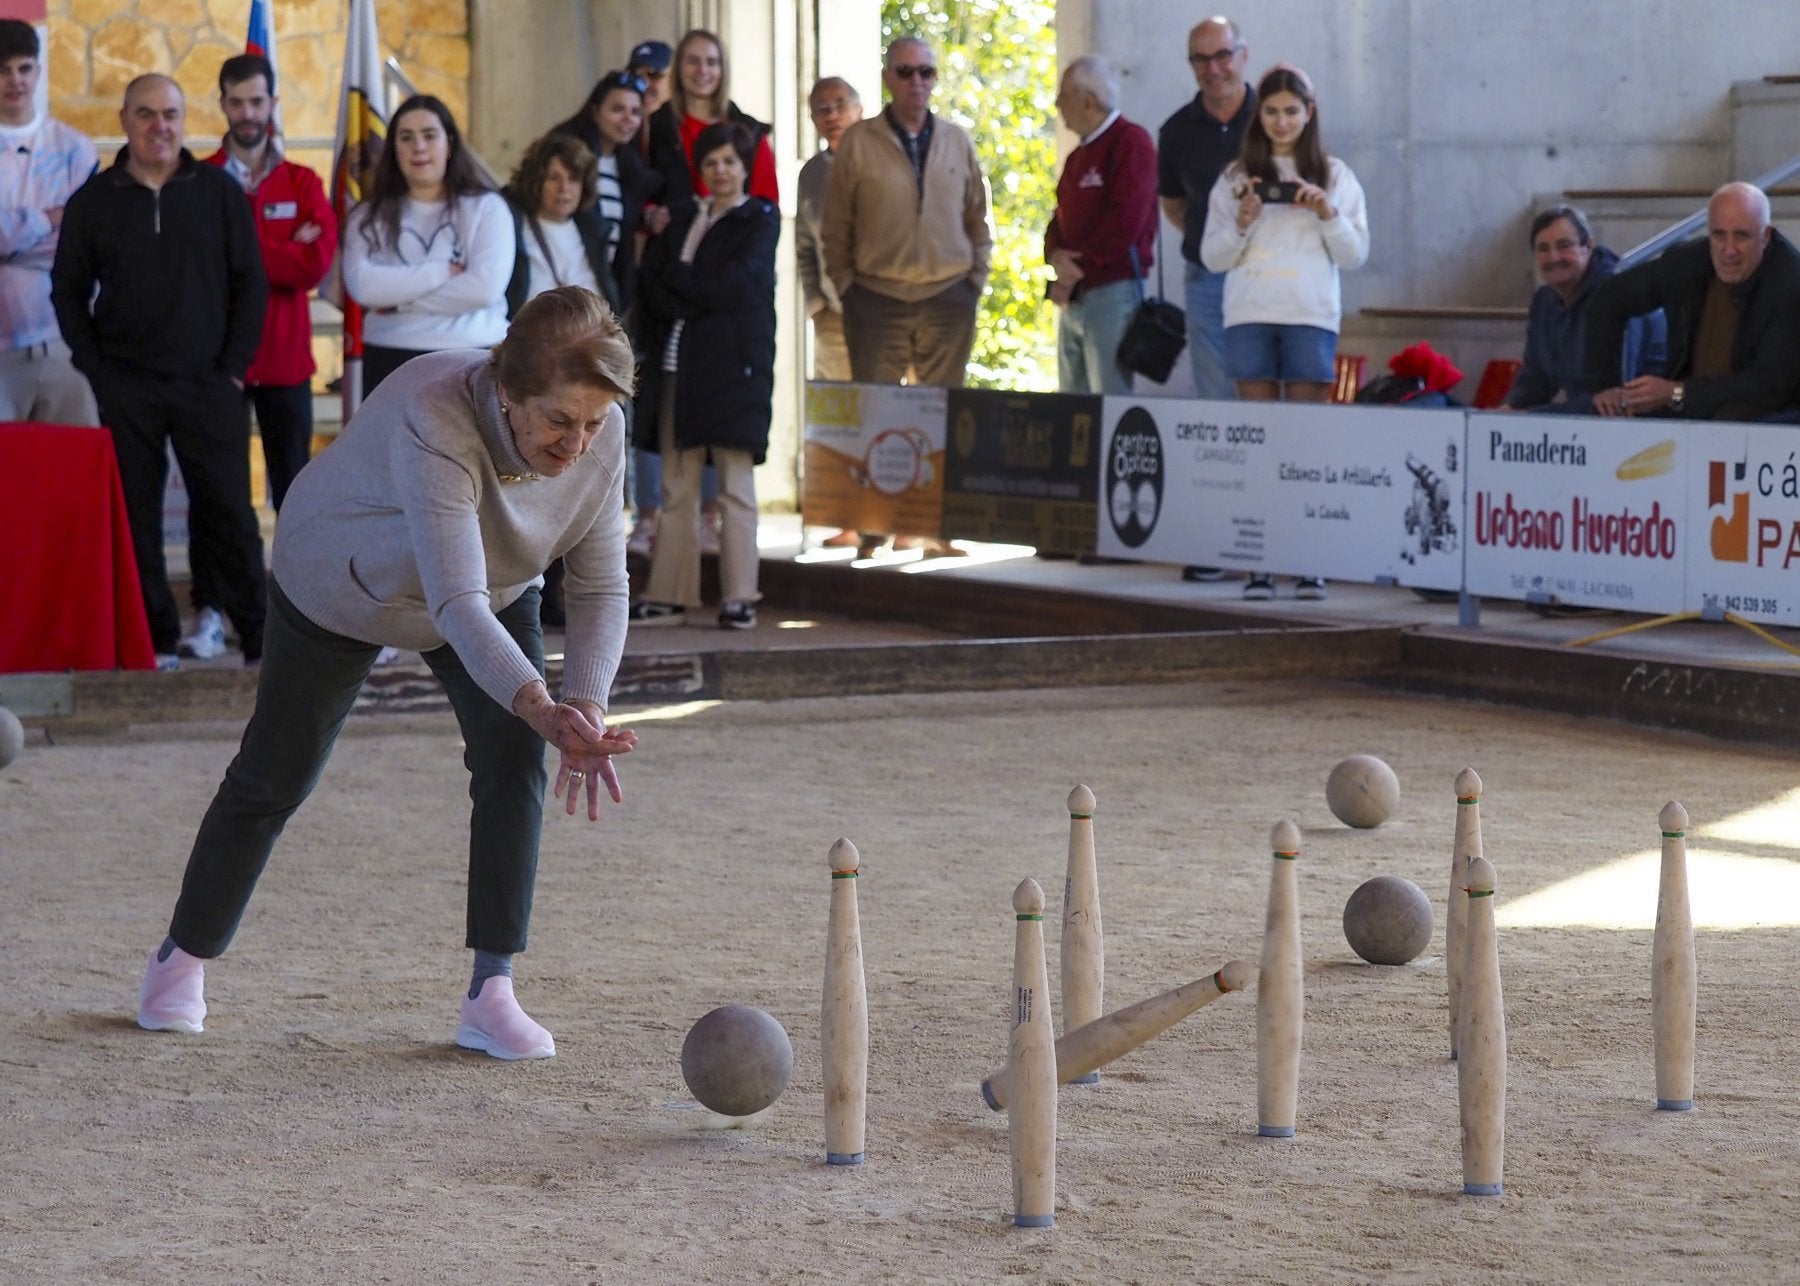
left=1188, top=47, right=1241, bottom=68
left=890, top=64, right=937, bottom=81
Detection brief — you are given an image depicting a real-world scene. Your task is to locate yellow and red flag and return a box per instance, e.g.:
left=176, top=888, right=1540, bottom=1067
left=330, top=0, right=386, bottom=415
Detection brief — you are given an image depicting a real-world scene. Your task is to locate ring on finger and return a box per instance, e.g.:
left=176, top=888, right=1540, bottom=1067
left=568, top=769, right=586, bottom=781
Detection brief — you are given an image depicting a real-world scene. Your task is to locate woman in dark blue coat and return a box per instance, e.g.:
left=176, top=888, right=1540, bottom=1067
left=629, top=121, right=779, bottom=631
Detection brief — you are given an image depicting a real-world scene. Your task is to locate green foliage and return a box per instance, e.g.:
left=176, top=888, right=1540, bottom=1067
left=882, top=0, right=1058, bottom=390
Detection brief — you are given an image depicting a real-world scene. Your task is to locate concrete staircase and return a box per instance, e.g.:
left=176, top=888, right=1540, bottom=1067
left=1342, top=74, right=1800, bottom=401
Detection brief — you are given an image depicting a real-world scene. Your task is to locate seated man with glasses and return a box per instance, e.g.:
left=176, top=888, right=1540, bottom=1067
left=1504, top=205, right=1665, bottom=415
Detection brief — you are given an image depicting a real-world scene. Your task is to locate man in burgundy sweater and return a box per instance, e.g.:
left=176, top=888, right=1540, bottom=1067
left=1045, top=56, right=1157, bottom=395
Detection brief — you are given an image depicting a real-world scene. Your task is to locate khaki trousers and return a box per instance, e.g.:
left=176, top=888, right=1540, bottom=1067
left=643, top=376, right=760, bottom=608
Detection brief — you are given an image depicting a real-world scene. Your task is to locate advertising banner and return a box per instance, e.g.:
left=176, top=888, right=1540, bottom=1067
left=940, top=389, right=1102, bottom=551
left=1684, top=423, right=1800, bottom=625
left=1094, top=397, right=1464, bottom=590
left=801, top=382, right=946, bottom=537
left=1462, top=415, right=1687, bottom=613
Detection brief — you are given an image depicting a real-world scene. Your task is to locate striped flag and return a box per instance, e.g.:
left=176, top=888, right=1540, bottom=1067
left=244, top=0, right=282, bottom=135
left=330, top=0, right=386, bottom=416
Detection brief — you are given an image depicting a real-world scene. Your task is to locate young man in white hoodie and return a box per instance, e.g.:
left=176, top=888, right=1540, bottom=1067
left=0, top=20, right=97, bottom=425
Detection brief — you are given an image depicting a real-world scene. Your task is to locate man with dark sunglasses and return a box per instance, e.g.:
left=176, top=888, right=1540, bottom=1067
left=822, top=36, right=993, bottom=392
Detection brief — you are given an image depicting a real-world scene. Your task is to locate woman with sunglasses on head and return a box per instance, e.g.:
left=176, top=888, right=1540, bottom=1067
left=1201, top=64, right=1368, bottom=601
left=342, top=95, right=513, bottom=397
left=646, top=28, right=779, bottom=224
left=548, top=70, right=662, bottom=309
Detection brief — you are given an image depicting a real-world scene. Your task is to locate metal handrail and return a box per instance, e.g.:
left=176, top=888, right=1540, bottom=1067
left=1618, top=152, right=1800, bottom=266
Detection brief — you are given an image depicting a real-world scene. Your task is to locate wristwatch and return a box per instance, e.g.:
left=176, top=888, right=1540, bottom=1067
left=1669, top=382, right=1686, bottom=413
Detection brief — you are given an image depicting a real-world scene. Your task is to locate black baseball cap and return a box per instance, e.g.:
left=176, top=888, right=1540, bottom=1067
left=628, top=40, right=672, bottom=73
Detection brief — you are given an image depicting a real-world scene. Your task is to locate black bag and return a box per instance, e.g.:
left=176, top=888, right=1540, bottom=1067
left=1115, top=245, right=1187, bottom=384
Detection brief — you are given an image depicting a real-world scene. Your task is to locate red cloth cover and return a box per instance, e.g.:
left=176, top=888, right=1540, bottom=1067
left=1387, top=342, right=1464, bottom=394
left=0, top=423, right=155, bottom=672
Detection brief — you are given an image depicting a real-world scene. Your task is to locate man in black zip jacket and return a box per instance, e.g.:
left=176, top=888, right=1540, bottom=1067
left=51, top=74, right=269, bottom=667
left=1582, top=182, right=1800, bottom=423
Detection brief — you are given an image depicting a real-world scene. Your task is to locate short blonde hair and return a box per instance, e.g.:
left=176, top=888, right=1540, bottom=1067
left=491, top=286, right=637, bottom=400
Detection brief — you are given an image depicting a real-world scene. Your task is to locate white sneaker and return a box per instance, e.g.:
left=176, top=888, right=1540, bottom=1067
left=626, top=514, right=657, bottom=557
left=153, top=653, right=181, bottom=672
left=178, top=607, right=228, bottom=659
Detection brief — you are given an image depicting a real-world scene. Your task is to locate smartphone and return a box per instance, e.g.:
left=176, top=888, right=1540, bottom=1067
left=1254, top=178, right=1300, bottom=205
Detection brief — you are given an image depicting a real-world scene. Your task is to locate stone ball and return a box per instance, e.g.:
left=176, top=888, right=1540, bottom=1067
left=0, top=707, right=22, bottom=769
left=680, top=1004, right=794, bottom=1117
left=1343, top=875, right=1434, bottom=966
left=1326, top=754, right=1400, bottom=829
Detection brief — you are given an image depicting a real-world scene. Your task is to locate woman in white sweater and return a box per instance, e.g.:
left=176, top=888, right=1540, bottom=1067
left=1201, top=65, right=1369, bottom=600
left=1201, top=65, right=1368, bottom=402
left=343, top=95, right=513, bottom=395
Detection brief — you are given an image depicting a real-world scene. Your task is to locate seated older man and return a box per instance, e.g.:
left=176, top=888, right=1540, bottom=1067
left=1505, top=206, right=1664, bottom=414
left=1583, top=182, right=1800, bottom=421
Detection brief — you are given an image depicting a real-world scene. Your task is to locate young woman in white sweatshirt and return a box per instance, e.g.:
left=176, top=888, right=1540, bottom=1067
left=1201, top=65, right=1368, bottom=403
left=343, top=95, right=513, bottom=396
left=1201, top=65, right=1369, bottom=600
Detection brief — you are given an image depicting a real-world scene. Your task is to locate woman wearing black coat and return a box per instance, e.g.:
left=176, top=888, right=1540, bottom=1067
left=629, top=121, right=779, bottom=631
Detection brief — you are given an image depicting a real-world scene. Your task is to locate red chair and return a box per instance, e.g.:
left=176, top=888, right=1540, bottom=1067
left=1330, top=353, right=1366, bottom=403
left=1472, top=359, right=1521, bottom=409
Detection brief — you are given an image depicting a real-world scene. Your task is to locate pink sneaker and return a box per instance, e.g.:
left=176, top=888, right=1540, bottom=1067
left=137, top=944, right=207, bottom=1034
left=455, top=976, right=555, bottom=1060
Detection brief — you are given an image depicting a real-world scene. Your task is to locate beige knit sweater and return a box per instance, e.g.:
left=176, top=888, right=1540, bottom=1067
left=271, top=351, right=628, bottom=711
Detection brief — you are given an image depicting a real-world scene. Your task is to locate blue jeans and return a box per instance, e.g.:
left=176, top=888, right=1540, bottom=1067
left=1057, top=277, right=1142, bottom=395
left=1183, top=261, right=1231, bottom=400
left=1224, top=323, right=1337, bottom=383
left=633, top=448, right=718, bottom=514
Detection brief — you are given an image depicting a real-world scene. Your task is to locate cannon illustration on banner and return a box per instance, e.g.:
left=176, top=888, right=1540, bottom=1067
left=1400, top=448, right=1459, bottom=564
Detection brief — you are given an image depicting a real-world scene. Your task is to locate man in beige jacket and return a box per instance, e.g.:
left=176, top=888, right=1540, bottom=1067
left=822, top=36, right=993, bottom=387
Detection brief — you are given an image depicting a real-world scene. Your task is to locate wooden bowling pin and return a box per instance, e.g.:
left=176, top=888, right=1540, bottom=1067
left=1653, top=802, right=1696, bottom=1112
left=1457, top=855, right=1506, bottom=1196
left=822, top=838, right=868, bottom=1164
left=1448, top=768, right=1483, bottom=1061
left=1061, top=785, right=1104, bottom=1084
left=982, top=959, right=1255, bottom=1110
left=1256, top=820, right=1304, bottom=1138
left=1008, top=878, right=1057, bottom=1228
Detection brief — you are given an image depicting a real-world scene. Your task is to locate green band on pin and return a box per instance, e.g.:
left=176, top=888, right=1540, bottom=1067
left=1016, top=913, right=1043, bottom=921
left=1213, top=969, right=1228, bottom=991
left=1662, top=830, right=1684, bottom=839
left=832, top=871, right=858, bottom=879
left=1273, top=852, right=1299, bottom=860
left=1468, top=889, right=1494, bottom=898
left=1070, top=811, right=1093, bottom=820
left=1457, top=796, right=1478, bottom=805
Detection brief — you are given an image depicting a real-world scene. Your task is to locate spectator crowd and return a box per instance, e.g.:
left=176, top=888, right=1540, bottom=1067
left=18, top=15, right=1800, bottom=656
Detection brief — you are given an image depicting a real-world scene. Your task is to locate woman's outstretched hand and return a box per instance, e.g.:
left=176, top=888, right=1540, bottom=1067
left=514, top=683, right=639, bottom=821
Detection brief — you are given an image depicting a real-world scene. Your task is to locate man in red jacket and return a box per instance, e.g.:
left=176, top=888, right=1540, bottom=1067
left=182, top=52, right=336, bottom=660
left=1045, top=55, right=1157, bottom=395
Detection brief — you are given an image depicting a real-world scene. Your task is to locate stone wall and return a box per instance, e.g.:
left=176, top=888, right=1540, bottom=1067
left=48, top=0, right=469, bottom=180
